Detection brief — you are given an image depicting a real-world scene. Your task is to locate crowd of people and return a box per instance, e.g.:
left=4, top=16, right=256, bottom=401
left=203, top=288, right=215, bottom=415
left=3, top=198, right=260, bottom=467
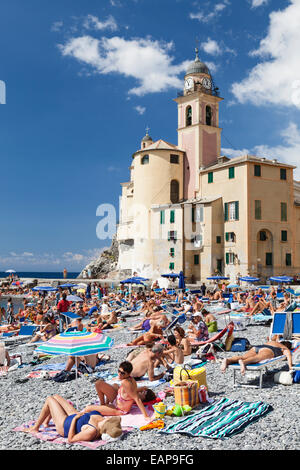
left=0, top=276, right=298, bottom=444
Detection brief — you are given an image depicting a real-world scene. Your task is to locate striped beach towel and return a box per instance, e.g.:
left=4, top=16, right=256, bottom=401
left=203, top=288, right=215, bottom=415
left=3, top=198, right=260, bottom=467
left=161, top=397, right=272, bottom=439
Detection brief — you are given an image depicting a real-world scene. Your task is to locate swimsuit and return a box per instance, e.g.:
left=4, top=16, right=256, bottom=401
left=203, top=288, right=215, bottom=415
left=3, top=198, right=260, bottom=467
left=113, top=379, right=134, bottom=415
left=254, top=345, right=283, bottom=358
left=63, top=411, right=102, bottom=438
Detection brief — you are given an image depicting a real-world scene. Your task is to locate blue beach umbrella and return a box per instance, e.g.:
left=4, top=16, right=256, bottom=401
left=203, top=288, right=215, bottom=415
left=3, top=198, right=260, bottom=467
left=66, top=295, right=84, bottom=303
left=32, top=286, right=58, bottom=292
left=239, top=276, right=260, bottom=282
left=161, top=273, right=180, bottom=279
left=178, top=271, right=186, bottom=290
left=59, top=283, right=79, bottom=289
left=206, top=276, right=229, bottom=280
left=269, top=276, right=293, bottom=283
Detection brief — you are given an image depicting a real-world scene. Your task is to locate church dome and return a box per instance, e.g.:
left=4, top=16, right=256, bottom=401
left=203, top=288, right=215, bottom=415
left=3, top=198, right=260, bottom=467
left=186, top=48, right=210, bottom=76
left=142, top=132, right=152, bottom=142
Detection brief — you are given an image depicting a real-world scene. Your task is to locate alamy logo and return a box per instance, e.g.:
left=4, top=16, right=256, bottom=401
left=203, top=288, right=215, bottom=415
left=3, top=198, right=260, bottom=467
left=0, top=80, right=6, bottom=104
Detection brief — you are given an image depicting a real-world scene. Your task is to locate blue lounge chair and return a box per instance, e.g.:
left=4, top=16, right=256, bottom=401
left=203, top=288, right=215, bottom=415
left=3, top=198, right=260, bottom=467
left=228, top=312, right=300, bottom=388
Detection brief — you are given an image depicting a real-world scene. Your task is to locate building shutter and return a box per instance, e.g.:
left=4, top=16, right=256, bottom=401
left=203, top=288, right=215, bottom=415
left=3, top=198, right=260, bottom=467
left=170, top=210, right=175, bottom=223
left=235, top=201, right=239, bottom=220
left=224, top=203, right=228, bottom=221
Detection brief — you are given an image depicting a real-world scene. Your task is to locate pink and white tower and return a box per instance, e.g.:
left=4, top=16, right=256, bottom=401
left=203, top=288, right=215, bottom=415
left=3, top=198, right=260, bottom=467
left=175, top=48, right=223, bottom=199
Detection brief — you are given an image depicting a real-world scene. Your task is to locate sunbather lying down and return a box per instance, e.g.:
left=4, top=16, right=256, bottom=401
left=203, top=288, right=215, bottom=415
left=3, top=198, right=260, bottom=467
left=127, top=320, right=164, bottom=346
left=220, top=339, right=293, bottom=375
left=24, top=394, right=122, bottom=443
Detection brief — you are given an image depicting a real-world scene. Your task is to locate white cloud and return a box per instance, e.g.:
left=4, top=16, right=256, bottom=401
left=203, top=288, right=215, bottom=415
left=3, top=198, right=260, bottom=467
left=222, top=122, right=300, bottom=180
left=201, top=39, right=222, bottom=56
left=51, top=21, right=63, bottom=32
left=83, top=14, right=118, bottom=32
left=251, top=0, right=269, bottom=8
left=231, top=0, right=300, bottom=109
left=190, top=1, right=230, bottom=23
left=134, top=105, right=146, bottom=115
left=59, top=36, right=190, bottom=96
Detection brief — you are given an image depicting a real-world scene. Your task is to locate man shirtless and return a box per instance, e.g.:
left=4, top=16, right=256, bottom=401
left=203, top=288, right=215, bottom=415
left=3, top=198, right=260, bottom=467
left=128, top=343, right=169, bottom=381
left=126, top=319, right=165, bottom=346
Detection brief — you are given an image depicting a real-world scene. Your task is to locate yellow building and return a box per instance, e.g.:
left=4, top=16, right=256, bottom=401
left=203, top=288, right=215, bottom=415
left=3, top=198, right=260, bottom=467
left=117, top=50, right=300, bottom=283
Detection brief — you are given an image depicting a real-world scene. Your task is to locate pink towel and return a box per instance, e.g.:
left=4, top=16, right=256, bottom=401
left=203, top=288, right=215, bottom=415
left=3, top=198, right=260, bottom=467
left=13, top=421, right=132, bottom=449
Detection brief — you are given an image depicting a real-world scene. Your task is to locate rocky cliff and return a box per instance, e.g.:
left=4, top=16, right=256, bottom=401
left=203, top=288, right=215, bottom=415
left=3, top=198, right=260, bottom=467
left=78, top=235, right=131, bottom=280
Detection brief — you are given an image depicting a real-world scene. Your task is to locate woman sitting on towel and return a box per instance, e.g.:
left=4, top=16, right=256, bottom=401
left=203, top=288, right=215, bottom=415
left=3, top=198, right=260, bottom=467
left=173, top=326, right=192, bottom=356
left=29, top=315, right=58, bottom=343
left=220, top=339, right=293, bottom=375
left=84, top=361, right=153, bottom=420
left=24, top=394, right=122, bottom=443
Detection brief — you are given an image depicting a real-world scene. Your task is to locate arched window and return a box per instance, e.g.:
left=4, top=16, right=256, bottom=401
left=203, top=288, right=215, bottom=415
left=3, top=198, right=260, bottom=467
left=186, top=106, right=192, bottom=126
left=206, top=105, right=212, bottom=126
left=141, top=154, right=149, bottom=165
left=170, top=180, right=180, bottom=203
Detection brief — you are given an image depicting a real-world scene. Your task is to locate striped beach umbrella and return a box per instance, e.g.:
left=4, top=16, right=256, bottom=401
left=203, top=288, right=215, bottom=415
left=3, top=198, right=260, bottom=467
left=35, top=331, right=114, bottom=408
left=35, top=330, right=114, bottom=357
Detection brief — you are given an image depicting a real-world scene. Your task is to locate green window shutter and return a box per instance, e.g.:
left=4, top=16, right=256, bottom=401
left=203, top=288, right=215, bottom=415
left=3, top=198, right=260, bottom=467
left=228, top=167, right=235, bottom=179
left=286, top=253, right=292, bottom=266
left=167, top=231, right=170, bottom=241
left=208, top=172, right=213, bottom=183
left=280, top=168, right=287, bottom=180
left=170, top=210, right=175, bottom=223
left=160, top=210, right=165, bottom=224
left=266, top=252, right=273, bottom=266
left=216, top=236, right=221, bottom=244
left=225, top=253, right=229, bottom=265
left=235, top=201, right=239, bottom=220
left=225, top=232, right=229, bottom=242
left=255, top=200, right=261, bottom=220
left=170, top=248, right=175, bottom=257
left=224, top=203, right=228, bottom=221
left=169, top=262, right=175, bottom=270
left=191, top=207, right=195, bottom=223
left=281, top=230, right=287, bottom=242
left=254, top=165, right=261, bottom=177
left=281, top=202, right=287, bottom=221
left=174, top=231, right=177, bottom=240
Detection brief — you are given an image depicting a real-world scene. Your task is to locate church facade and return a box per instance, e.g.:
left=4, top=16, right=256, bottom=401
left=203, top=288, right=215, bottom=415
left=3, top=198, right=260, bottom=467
left=116, top=50, right=300, bottom=283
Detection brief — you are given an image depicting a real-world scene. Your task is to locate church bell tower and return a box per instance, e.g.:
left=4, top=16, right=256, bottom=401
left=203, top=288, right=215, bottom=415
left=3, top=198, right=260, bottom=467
left=174, top=48, right=223, bottom=199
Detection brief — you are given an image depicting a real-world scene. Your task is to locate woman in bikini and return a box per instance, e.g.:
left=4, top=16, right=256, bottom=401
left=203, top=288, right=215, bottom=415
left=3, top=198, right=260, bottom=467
left=84, top=361, right=152, bottom=421
left=24, top=394, right=122, bottom=443
left=220, top=339, right=293, bottom=375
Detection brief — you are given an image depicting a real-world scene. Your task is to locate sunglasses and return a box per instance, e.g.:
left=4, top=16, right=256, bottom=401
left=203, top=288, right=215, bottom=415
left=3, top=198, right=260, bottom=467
left=118, top=370, right=126, bottom=376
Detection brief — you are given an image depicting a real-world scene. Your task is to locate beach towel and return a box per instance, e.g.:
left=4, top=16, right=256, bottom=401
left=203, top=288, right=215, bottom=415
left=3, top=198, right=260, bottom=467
left=13, top=421, right=132, bottom=449
left=161, top=397, right=272, bottom=440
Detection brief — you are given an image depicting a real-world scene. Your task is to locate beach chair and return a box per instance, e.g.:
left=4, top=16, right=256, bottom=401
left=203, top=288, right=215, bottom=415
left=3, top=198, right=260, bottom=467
left=164, top=313, right=186, bottom=333
left=228, top=312, right=300, bottom=388
left=190, top=322, right=234, bottom=349
left=3, top=325, right=37, bottom=345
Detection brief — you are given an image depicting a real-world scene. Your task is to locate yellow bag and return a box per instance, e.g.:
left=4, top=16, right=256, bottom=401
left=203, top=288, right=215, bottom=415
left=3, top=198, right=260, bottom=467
left=173, top=365, right=207, bottom=388
left=174, top=380, right=199, bottom=408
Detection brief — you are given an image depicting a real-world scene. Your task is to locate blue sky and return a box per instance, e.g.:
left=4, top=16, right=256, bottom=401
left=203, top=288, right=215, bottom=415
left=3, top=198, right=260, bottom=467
left=0, top=0, right=299, bottom=271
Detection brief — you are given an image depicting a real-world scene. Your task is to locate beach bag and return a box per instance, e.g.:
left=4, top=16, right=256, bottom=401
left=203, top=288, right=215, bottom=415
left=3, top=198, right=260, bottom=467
left=173, top=365, right=207, bottom=388
left=174, top=380, right=199, bottom=408
left=230, top=338, right=251, bottom=352
left=273, top=371, right=293, bottom=385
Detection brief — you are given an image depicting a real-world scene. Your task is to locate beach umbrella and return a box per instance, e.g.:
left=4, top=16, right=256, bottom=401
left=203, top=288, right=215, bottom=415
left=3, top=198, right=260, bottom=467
left=161, top=273, right=180, bottom=279
left=59, top=283, right=79, bottom=289
left=227, top=283, right=239, bottom=289
left=206, top=276, right=229, bottom=280
left=32, top=286, right=58, bottom=292
left=66, top=295, right=84, bottom=303
left=35, top=330, right=114, bottom=407
left=77, top=283, right=88, bottom=289
left=5, top=269, right=16, bottom=274
left=239, top=276, right=260, bottom=283
left=178, top=271, right=185, bottom=290
left=269, top=276, right=293, bottom=283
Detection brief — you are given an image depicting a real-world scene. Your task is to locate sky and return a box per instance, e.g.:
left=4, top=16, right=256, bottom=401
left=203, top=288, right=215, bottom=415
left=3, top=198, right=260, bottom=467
left=0, top=0, right=300, bottom=272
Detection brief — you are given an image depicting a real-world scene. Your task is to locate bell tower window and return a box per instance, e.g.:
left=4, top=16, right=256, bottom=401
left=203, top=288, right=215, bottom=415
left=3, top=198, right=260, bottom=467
left=186, top=106, right=192, bottom=126
left=206, top=105, right=212, bottom=126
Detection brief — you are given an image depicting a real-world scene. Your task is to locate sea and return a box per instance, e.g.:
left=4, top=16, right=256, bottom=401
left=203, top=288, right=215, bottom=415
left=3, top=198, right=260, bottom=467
left=0, top=272, right=80, bottom=279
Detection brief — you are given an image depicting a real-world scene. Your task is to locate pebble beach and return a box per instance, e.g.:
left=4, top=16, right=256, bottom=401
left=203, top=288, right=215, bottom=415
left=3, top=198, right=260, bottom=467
left=1, top=313, right=299, bottom=452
